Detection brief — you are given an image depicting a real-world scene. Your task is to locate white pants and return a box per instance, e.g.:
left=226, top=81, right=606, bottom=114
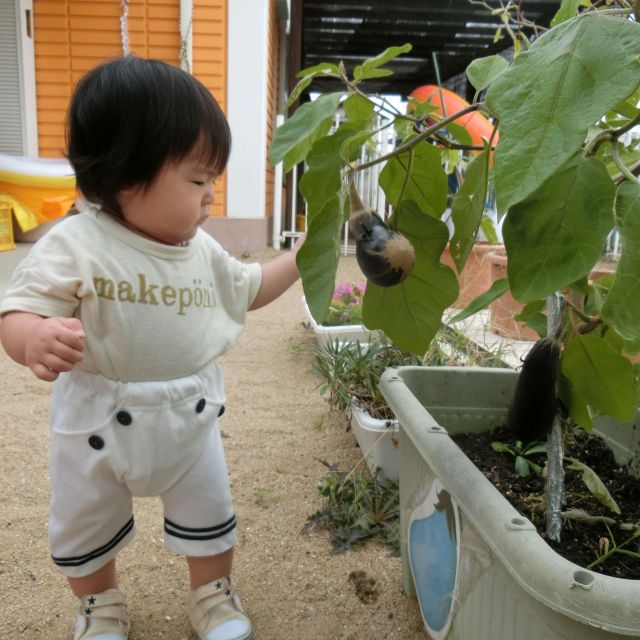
left=48, top=362, right=237, bottom=578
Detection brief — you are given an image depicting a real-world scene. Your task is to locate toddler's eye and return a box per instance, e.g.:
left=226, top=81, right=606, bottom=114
left=193, top=181, right=205, bottom=186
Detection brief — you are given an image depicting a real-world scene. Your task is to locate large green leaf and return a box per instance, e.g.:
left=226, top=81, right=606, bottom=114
left=378, top=142, right=448, bottom=217
left=565, top=457, right=621, bottom=514
left=466, top=55, right=509, bottom=93
left=486, top=13, right=640, bottom=211
left=343, top=95, right=375, bottom=122
left=362, top=200, right=458, bottom=354
left=503, top=156, right=615, bottom=302
left=560, top=333, right=636, bottom=426
left=353, top=44, right=412, bottom=82
left=299, top=124, right=364, bottom=223
left=297, top=196, right=344, bottom=323
left=550, top=0, right=591, bottom=27
left=269, top=92, right=343, bottom=169
left=449, top=145, right=491, bottom=272
left=449, top=278, right=509, bottom=324
left=287, top=63, right=341, bottom=107
left=602, top=182, right=640, bottom=340
left=514, top=300, right=547, bottom=339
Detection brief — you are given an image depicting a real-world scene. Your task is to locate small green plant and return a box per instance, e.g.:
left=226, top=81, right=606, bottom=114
left=253, top=486, right=274, bottom=508
left=424, top=324, right=511, bottom=368
left=587, top=523, right=640, bottom=570
left=287, top=340, right=303, bottom=357
left=491, top=430, right=622, bottom=513
left=303, top=459, right=400, bottom=554
left=311, top=336, right=420, bottom=419
left=491, top=439, right=547, bottom=477
left=312, top=328, right=509, bottom=420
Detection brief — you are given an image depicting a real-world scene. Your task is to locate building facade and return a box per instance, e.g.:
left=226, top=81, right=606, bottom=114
left=1, top=0, right=289, bottom=252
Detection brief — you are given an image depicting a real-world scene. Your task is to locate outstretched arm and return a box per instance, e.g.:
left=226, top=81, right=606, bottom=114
left=249, top=235, right=305, bottom=311
left=0, top=312, right=85, bottom=382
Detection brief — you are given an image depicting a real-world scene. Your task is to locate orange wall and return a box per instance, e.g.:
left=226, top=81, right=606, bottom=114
left=193, top=0, right=227, bottom=216
left=32, top=0, right=228, bottom=217
left=265, top=0, right=281, bottom=221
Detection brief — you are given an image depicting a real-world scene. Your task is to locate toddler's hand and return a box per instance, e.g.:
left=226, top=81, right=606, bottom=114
left=25, top=317, right=85, bottom=382
left=292, top=232, right=306, bottom=253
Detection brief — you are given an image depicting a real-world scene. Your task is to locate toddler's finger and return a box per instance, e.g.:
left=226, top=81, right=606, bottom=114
left=58, top=317, right=86, bottom=338
left=42, top=353, right=76, bottom=373
left=31, top=362, right=59, bottom=382
left=58, top=326, right=86, bottom=352
left=52, top=341, right=84, bottom=364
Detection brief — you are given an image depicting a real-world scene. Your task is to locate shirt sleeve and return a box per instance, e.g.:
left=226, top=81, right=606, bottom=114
left=0, top=230, right=84, bottom=319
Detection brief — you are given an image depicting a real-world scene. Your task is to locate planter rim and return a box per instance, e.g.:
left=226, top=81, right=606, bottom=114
left=350, top=399, right=398, bottom=429
left=302, top=296, right=370, bottom=336
left=380, top=365, right=640, bottom=636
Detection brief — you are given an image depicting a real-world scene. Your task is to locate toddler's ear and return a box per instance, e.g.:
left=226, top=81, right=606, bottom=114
left=116, top=185, right=141, bottom=207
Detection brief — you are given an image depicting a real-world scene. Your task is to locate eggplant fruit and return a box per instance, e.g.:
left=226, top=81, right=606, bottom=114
left=348, top=178, right=415, bottom=287
left=507, top=336, right=561, bottom=443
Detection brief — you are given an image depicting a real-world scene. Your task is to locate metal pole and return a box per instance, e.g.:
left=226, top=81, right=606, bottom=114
left=272, top=114, right=285, bottom=249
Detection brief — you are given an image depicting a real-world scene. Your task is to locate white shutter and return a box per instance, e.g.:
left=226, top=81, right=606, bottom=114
left=0, top=0, right=25, bottom=154
left=0, top=0, right=36, bottom=156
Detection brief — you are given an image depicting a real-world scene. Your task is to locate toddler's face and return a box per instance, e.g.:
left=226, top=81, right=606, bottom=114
left=117, top=149, right=217, bottom=245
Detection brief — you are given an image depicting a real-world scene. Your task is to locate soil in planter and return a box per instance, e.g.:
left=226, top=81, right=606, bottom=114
left=452, top=426, right=640, bottom=579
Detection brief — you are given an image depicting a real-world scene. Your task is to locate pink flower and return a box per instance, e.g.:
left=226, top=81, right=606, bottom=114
left=332, top=281, right=366, bottom=306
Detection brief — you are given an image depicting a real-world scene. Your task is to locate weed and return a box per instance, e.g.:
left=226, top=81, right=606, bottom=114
left=303, top=459, right=400, bottom=555
left=254, top=486, right=274, bottom=508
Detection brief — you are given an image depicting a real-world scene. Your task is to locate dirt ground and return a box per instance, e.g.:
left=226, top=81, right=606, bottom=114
left=0, top=249, right=425, bottom=639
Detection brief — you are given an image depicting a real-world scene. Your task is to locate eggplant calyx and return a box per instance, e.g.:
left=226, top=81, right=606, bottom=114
left=347, top=174, right=375, bottom=241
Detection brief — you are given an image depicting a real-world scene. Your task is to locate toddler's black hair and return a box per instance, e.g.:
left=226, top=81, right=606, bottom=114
left=66, top=56, right=231, bottom=217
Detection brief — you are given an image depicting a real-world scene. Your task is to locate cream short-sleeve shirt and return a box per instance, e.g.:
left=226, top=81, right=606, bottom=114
left=1, top=207, right=262, bottom=381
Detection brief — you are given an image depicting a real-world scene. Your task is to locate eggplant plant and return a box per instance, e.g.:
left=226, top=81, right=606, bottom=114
left=270, top=2, right=640, bottom=446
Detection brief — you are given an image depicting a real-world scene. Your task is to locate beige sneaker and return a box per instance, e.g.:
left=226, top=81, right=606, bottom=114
left=73, top=588, right=129, bottom=640
left=188, top=577, right=252, bottom=640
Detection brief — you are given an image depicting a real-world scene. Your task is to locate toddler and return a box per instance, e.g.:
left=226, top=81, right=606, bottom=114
left=0, top=56, right=303, bottom=640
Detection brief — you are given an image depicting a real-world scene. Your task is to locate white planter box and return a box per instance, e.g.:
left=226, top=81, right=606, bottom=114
left=302, top=296, right=379, bottom=351
left=350, top=401, right=399, bottom=483
left=379, top=366, right=640, bottom=640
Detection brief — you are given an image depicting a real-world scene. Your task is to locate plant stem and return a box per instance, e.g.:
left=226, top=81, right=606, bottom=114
left=396, top=148, right=414, bottom=207
left=611, top=140, right=640, bottom=184
left=613, top=158, right=640, bottom=184
left=355, top=103, right=487, bottom=171
left=583, top=112, right=640, bottom=157
left=563, top=295, right=599, bottom=325
left=587, top=530, right=640, bottom=569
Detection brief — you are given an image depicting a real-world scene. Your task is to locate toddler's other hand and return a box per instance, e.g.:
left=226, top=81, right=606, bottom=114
left=25, top=317, right=85, bottom=382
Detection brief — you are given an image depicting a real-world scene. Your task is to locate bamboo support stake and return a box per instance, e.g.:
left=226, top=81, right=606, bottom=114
left=545, top=292, right=565, bottom=542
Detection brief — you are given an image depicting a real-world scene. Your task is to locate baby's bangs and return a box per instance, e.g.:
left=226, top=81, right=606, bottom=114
left=159, top=71, right=231, bottom=178
left=196, top=119, right=231, bottom=176
left=190, top=84, right=231, bottom=176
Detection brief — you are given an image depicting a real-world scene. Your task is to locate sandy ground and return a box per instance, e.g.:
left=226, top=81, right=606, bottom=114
left=0, top=249, right=425, bottom=639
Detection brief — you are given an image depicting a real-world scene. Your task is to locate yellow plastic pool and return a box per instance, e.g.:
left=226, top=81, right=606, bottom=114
left=0, top=154, right=76, bottom=233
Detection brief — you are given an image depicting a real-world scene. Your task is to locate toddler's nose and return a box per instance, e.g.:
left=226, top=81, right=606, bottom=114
left=203, top=181, right=215, bottom=205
